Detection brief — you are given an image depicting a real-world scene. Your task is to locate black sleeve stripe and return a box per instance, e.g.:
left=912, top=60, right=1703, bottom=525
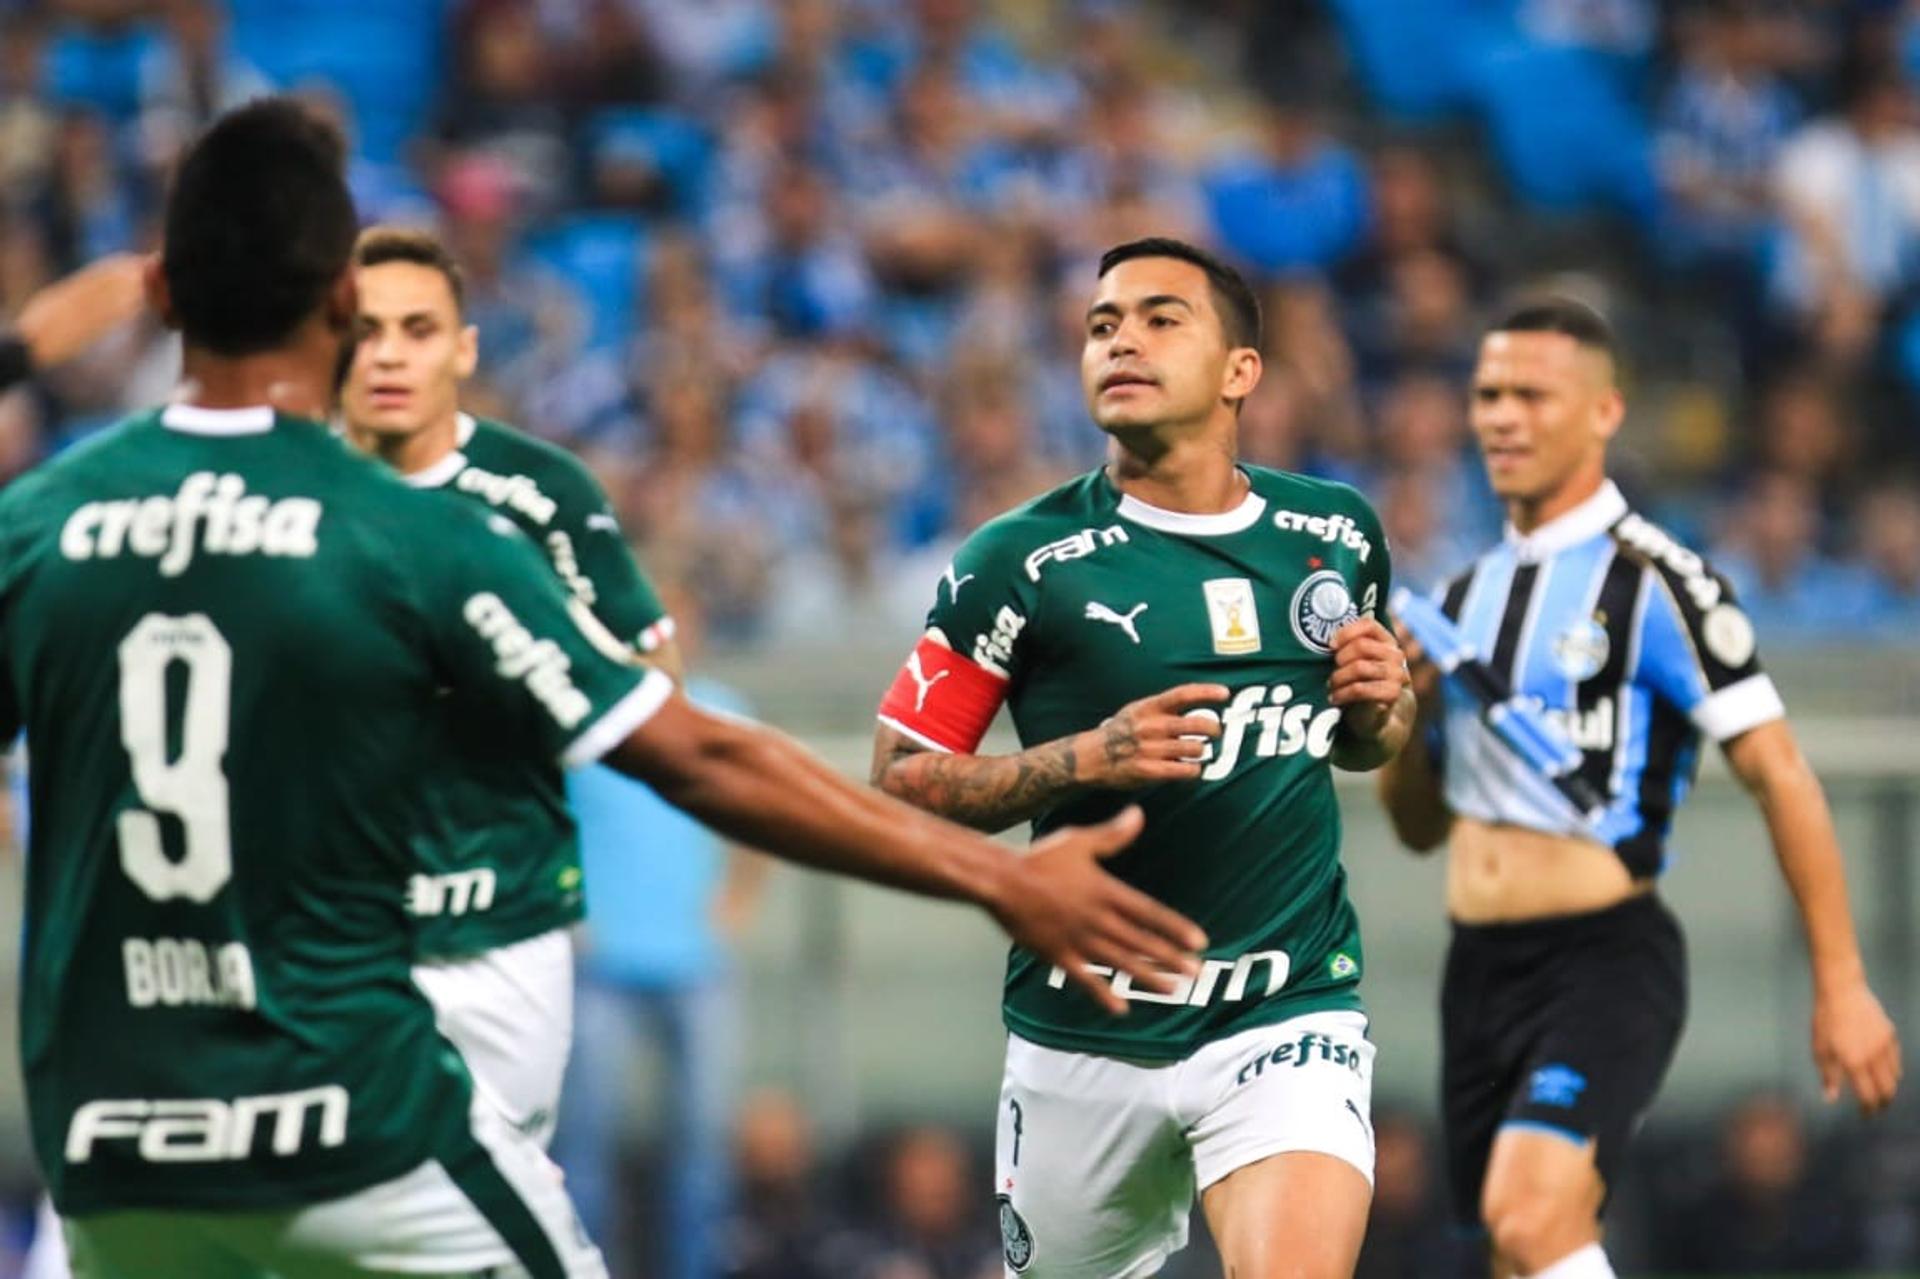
left=1440, top=564, right=1476, bottom=622
left=1611, top=520, right=1763, bottom=692
left=1573, top=551, right=1646, bottom=802
left=0, top=335, right=30, bottom=395
left=1489, top=562, right=1541, bottom=685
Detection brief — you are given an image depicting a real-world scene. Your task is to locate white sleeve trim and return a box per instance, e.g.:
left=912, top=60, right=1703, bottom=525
left=638, top=615, right=678, bottom=653
left=876, top=714, right=955, bottom=754
left=1692, top=673, right=1786, bottom=742
left=562, top=668, right=675, bottom=768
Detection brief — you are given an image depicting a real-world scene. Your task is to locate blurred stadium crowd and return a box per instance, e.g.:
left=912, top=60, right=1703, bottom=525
left=9, top=0, right=1920, bottom=644
left=4, top=0, right=1920, bottom=1276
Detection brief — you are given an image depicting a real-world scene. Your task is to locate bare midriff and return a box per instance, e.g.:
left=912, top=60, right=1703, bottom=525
left=1446, top=816, right=1652, bottom=924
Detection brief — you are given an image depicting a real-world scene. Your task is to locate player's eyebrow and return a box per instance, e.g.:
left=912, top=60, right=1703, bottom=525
left=1086, top=295, right=1196, bottom=323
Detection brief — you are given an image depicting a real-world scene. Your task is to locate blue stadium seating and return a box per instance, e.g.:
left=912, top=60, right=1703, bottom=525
left=522, top=213, right=652, bottom=353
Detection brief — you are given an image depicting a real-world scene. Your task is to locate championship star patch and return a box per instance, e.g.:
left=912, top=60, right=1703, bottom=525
left=997, top=1194, right=1035, bottom=1272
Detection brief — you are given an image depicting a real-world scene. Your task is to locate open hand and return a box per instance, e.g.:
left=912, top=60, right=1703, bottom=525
left=1813, top=979, right=1902, bottom=1114
left=988, top=806, right=1208, bottom=1015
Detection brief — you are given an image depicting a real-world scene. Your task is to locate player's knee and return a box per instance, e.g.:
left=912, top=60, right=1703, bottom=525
left=1481, top=1186, right=1593, bottom=1275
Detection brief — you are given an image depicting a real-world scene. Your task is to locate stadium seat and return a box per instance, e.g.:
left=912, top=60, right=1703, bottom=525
left=1324, top=0, right=1509, bottom=121
left=226, top=0, right=443, bottom=165
left=584, top=108, right=716, bottom=222
left=42, top=22, right=161, bottom=122
left=1463, top=38, right=1659, bottom=226
left=522, top=213, right=651, bottom=353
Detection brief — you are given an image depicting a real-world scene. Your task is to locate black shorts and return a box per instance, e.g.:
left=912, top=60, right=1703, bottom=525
left=1441, top=893, right=1686, bottom=1224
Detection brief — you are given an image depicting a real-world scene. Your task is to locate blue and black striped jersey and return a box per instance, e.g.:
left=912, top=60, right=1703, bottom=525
left=1434, top=481, right=1785, bottom=876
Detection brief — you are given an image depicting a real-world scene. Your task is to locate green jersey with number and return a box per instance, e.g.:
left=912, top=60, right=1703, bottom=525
left=401, top=413, right=669, bottom=956
left=1, top=404, right=667, bottom=1214
left=906, top=467, right=1390, bottom=1059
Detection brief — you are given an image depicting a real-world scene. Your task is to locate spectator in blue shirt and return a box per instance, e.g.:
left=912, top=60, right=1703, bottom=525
left=1713, top=470, right=1875, bottom=640
left=1202, top=92, right=1370, bottom=281
left=1856, top=482, right=1920, bottom=637
left=554, top=587, right=767, bottom=1279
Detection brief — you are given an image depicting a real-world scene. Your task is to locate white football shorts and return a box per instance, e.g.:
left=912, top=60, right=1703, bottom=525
left=412, top=927, right=575, bottom=1149
left=993, top=1009, right=1375, bottom=1278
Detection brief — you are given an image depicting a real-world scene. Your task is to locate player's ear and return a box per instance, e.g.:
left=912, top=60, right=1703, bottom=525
left=322, top=267, right=358, bottom=339
left=145, top=255, right=177, bottom=330
left=1222, top=347, right=1262, bottom=405
left=455, top=322, right=479, bottom=380
left=1593, top=384, right=1625, bottom=443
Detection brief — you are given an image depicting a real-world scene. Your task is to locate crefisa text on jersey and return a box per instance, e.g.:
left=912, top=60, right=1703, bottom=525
left=59, top=471, right=321, bottom=576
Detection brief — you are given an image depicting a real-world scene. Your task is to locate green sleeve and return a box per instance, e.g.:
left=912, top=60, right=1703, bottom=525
left=411, top=500, right=668, bottom=767
left=541, top=457, right=671, bottom=654
left=922, top=519, right=1042, bottom=680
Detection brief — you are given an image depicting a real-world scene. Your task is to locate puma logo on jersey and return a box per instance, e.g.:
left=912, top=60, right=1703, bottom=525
left=1196, top=684, right=1343, bottom=779
left=463, top=593, right=593, bottom=728
left=1084, top=601, right=1147, bottom=644
left=456, top=465, right=558, bottom=527
left=67, top=1085, right=349, bottom=1165
left=943, top=563, right=975, bottom=604
left=1024, top=525, right=1129, bottom=581
left=1272, top=509, right=1373, bottom=562
left=60, top=471, right=321, bottom=577
left=905, top=651, right=950, bottom=711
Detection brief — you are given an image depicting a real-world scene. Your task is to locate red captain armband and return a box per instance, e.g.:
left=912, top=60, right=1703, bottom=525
left=877, top=634, right=1009, bottom=754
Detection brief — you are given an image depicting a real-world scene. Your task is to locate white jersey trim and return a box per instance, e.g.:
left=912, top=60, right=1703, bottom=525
left=160, top=404, right=275, bottom=436
left=875, top=713, right=955, bottom=754
left=561, top=668, right=674, bottom=768
left=1504, top=481, right=1628, bottom=562
left=1693, top=673, right=1785, bottom=742
left=1117, top=485, right=1267, bottom=536
left=401, top=415, right=480, bottom=488
left=403, top=451, right=468, bottom=489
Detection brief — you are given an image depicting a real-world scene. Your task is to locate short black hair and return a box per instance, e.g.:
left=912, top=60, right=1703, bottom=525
left=163, top=97, right=357, bottom=356
left=1489, top=296, right=1616, bottom=361
left=1097, top=237, right=1262, bottom=351
left=355, top=226, right=467, bottom=315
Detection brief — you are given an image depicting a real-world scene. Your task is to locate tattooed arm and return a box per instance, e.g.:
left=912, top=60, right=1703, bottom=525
left=871, top=683, right=1229, bottom=834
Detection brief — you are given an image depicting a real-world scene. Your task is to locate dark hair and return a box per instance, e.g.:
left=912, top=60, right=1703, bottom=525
left=1097, top=237, right=1262, bottom=351
left=355, top=225, right=467, bottom=314
left=1489, top=296, right=1616, bottom=360
left=163, top=98, right=357, bottom=356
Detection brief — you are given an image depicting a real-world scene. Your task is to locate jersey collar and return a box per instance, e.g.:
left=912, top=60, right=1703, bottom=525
left=1504, top=480, right=1627, bottom=562
left=1115, top=474, right=1268, bottom=537
left=400, top=414, right=478, bottom=489
left=160, top=404, right=276, bottom=436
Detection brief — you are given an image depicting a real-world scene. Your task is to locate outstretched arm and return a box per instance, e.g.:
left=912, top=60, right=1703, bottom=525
left=1725, top=717, right=1901, bottom=1113
left=607, top=692, right=1208, bottom=1014
left=869, top=682, right=1229, bottom=834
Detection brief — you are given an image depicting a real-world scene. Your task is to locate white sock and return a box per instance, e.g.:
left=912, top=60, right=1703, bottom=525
left=1525, top=1242, right=1616, bottom=1279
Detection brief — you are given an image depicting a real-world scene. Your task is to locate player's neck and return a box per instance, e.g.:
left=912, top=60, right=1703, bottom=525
left=1508, top=470, right=1608, bottom=535
left=1105, top=427, right=1246, bottom=514
left=177, top=322, right=342, bottom=422
left=368, top=412, right=461, bottom=477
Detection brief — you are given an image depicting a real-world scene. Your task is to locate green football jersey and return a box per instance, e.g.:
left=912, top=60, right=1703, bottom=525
left=898, top=467, right=1390, bottom=1060
left=399, top=413, right=669, bottom=957
left=2, top=404, right=667, bottom=1214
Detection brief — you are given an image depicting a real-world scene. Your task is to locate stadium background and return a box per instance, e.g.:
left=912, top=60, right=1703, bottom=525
left=3, top=0, right=1920, bottom=1274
